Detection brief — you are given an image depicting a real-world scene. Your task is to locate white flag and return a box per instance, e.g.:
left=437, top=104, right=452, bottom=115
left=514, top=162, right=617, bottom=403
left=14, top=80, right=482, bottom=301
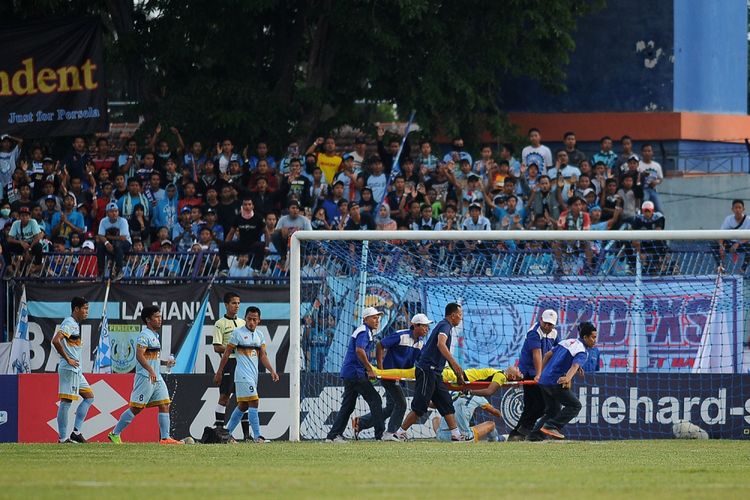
left=693, top=275, right=734, bottom=374
left=5, top=286, right=31, bottom=374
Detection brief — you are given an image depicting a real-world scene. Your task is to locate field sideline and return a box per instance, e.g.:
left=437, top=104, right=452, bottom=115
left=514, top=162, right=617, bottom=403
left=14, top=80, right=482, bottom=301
left=2, top=441, right=749, bottom=499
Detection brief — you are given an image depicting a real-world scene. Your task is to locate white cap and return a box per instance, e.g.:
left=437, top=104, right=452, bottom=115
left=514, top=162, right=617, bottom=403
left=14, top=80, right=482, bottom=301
left=541, top=309, right=558, bottom=326
left=362, top=307, right=384, bottom=319
left=82, top=240, right=95, bottom=250
left=410, top=313, right=433, bottom=325
left=641, top=200, right=655, bottom=211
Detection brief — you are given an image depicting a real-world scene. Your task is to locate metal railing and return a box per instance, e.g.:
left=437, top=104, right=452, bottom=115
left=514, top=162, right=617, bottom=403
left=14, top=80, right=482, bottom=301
left=2, top=240, right=741, bottom=283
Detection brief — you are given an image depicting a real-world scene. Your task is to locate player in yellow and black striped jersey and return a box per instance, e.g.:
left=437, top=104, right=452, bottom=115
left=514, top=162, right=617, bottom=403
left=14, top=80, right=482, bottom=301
left=212, top=292, right=248, bottom=437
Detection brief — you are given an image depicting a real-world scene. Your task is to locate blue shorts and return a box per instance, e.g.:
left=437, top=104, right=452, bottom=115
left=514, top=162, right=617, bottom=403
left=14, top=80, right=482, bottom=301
left=235, top=381, right=259, bottom=402
left=436, top=427, right=475, bottom=442
left=58, top=369, right=92, bottom=400
left=129, top=374, right=170, bottom=408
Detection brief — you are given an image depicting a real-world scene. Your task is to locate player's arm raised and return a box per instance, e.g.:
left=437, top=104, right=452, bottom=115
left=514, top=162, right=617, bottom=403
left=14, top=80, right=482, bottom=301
left=214, top=344, right=235, bottom=385
left=259, top=344, right=279, bottom=382
left=438, top=334, right=464, bottom=385
left=135, top=345, right=157, bottom=383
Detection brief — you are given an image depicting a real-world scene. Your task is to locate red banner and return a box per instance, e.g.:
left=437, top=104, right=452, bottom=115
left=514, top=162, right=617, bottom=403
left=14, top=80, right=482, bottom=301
left=18, top=374, right=159, bottom=443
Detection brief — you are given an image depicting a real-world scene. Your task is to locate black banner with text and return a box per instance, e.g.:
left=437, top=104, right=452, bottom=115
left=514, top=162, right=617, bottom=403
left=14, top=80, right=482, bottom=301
left=0, top=18, right=108, bottom=136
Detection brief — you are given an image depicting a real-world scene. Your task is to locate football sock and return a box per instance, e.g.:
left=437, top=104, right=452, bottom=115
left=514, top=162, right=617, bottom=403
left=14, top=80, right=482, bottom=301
left=113, top=408, right=135, bottom=435
left=158, top=413, right=170, bottom=440
left=226, top=407, right=245, bottom=434
left=241, top=413, right=250, bottom=440
left=214, top=404, right=226, bottom=427
left=247, top=407, right=260, bottom=439
left=74, top=397, right=94, bottom=434
left=57, top=401, right=71, bottom=441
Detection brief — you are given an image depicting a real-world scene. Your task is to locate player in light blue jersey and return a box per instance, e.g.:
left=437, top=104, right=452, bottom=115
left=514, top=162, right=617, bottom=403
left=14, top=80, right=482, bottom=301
left=214, top=306, right=279, bottom=443
left=108, top=305, right=181, bottom=444
left=51, top=297, right=94, bottom=443
left=433, top=393, right=502, bottom=442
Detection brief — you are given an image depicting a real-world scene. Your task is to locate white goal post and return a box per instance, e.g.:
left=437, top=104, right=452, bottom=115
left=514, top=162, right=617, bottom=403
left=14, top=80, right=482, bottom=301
left=288, top=229, right=750, bottom=441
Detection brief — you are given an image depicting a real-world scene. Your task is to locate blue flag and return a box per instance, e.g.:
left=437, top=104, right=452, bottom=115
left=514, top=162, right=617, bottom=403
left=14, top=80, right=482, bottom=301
left=173, top=291, right=210, bottom=374
left=94, top=312, right=112, bottom=373
left=5, top=286, right=30, bottom=374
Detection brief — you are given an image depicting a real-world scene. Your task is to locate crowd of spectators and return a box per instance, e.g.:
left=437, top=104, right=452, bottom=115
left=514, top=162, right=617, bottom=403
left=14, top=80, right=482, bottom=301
left=0, top=124, right=670, bottom=279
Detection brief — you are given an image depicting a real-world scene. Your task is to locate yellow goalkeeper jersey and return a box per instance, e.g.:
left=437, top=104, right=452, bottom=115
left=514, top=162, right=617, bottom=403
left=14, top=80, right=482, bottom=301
left=213, top=316, right=245, bottom=359
left=442, top=367, right=507, bottom=386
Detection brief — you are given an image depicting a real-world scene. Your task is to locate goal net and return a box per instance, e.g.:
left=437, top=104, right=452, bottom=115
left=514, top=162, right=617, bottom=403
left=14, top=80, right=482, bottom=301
left=289, top=230, right=750, bottom=441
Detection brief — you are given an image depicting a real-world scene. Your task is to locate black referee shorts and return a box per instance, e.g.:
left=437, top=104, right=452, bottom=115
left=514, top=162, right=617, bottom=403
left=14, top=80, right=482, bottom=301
left=219, top=358, right=237, bottom=396
left=411, top=366, right=454, bottom=417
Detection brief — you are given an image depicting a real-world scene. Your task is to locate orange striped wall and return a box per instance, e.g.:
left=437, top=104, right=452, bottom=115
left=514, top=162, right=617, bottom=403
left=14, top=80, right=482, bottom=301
left=505, top=112, right=750, bottom=143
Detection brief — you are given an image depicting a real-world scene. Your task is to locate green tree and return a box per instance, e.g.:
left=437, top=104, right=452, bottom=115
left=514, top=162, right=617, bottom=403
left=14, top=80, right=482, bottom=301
left=3, top=1, right=599, bottom=149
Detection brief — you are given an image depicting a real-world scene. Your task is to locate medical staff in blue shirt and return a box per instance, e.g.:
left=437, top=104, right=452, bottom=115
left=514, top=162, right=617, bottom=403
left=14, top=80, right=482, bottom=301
left=394, top=303, right=467, bottom=442
left=509, top=309, right=559, bottom=441
left=325, top=307, right=385, bottom=442
left=354, top=313, right=430, bottom=440
left=537, top=322, right=597, bottom=440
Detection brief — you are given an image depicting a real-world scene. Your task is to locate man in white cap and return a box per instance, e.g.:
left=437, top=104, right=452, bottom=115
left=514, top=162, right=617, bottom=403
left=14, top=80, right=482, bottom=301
left=508, top=308, right=559, bottom=441
left=325, top=307, right=385, bottom=442
left=631, top=200, right=666, bottom=275
left=96, top=201, right=132, bottom=279
left=353, top=313, right=431, bottom=441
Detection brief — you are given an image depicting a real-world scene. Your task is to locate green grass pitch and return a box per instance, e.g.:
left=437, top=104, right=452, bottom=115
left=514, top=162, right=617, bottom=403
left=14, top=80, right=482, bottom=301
left=2, top=441, right=749, bottom=499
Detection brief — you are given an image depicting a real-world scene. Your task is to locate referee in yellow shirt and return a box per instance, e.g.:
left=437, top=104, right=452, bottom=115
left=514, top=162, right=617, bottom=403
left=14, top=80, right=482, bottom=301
left=212, top=292, right=250, bottom=440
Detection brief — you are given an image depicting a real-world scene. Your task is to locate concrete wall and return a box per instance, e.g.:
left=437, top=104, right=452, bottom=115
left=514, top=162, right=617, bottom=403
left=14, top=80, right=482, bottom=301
left=660, top=174, right=750, bottom=229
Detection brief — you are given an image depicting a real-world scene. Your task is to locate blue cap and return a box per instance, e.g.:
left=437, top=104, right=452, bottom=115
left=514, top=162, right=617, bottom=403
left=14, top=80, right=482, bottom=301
left=106, top=202, right=118, bottom=211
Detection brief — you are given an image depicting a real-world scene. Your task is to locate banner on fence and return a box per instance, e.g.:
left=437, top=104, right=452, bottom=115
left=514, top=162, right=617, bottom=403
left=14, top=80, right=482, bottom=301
left=421, top=276, right=744, bottom=373
left=0, top=375, right=18, bottom=442
left=7, top=372, right=750, bottom=441
left=17, top=374, right=158, bottom=442
left=16, top=283, right=290, bottom=375
left=0, top=18, right=108, bottom=137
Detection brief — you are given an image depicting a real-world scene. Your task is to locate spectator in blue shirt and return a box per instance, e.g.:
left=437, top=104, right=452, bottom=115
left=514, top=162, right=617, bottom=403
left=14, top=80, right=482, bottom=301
left=354, top=313, right=431, bottom=440
left=537, top=322, right=598, bottom=440
left=509, top=309, right=559, bottom=441
left=394, top=303, right=467, bottom=441
left=325, top=307, right=385, bottom=442
left=152, top=184, right=179, bottom=235
left=50, top=193, right=85, bottom=245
